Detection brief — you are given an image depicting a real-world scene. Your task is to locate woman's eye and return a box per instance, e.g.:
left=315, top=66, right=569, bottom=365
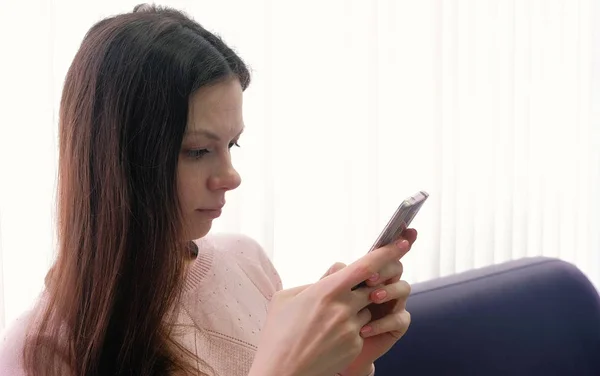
left=186, top=142, right=239, bottom=159
left=187, top=149, right=209, bottom=159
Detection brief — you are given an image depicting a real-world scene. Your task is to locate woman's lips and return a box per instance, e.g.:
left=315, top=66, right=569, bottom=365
left=196, top=208, right=222, bottom=218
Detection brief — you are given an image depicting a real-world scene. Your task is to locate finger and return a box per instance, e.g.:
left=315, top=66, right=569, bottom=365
left=369, top=280, right=411, bottom=305
left=348, top=284, right=381, bottom=311
left=365, top=260, right=403, bottom=287
left=394, top=234, right=414, bottom=259
left=394, top=237, right=412, bottom=260
left=402, top=228, right=418, bottom=245
left=352, top=241, right=409, bottom=289
left=357, top=307, right=372, bottom=329
left=326, top=240, right=407, bottom=291
left=320, top=262, right=347, bottom=280
left=360, top=310, right=411, bottom=339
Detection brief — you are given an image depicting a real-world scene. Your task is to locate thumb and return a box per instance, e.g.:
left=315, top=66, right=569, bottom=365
left=321, top=262, right=347, bottom=280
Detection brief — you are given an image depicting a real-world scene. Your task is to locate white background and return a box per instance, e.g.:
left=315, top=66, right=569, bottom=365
left=1, top=0, right=599, bottom=330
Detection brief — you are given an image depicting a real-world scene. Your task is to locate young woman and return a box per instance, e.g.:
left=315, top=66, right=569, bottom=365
left=0, top=4, right=416, bottom=376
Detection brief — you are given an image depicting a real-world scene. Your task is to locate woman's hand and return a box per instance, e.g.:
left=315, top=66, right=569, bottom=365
left=336, top=229, right=417, bottom=376
left=249, top=239, right=409, bottom=376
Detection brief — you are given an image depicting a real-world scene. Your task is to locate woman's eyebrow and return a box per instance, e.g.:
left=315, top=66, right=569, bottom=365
left=185, top=126, right=245, bottom=141
left=184, top=129, right=221, bottom=141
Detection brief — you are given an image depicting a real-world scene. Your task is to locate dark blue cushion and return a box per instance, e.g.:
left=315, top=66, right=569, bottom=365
left=374, top=257, right=600, bottom=376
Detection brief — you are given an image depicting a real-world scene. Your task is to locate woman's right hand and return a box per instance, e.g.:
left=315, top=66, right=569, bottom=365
left=249, top=239, right=409, bottom=376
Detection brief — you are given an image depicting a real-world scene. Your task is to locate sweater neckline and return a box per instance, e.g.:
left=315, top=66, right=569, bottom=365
left=182, top=238, right=215, bottom=294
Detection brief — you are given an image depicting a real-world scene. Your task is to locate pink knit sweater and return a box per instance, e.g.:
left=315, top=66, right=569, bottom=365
left=0, top=234, right=375, bottom=375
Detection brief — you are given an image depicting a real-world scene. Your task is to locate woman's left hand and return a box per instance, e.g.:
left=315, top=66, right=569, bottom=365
left=326, top=229, right=417, bottom=376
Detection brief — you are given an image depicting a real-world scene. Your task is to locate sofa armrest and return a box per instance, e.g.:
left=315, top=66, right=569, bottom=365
left=374, top=257, right=600, bottom=375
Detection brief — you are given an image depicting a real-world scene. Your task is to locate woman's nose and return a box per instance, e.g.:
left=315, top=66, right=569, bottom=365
left=208, top=165, right=241, bottom=192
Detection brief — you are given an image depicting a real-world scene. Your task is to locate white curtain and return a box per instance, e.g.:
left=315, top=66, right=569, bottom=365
left=1, top=0, right=599, bottom=331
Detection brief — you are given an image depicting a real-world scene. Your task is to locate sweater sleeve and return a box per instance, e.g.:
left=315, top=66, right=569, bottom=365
left=251, top=239, right=283, bottom=294
left=237, top=234, right=283, bottom=295
left=0, top=310, right=73, bottom=376
left=0, top=312, right=31, bottom=375
left=369, top=364, right=376, bottom=376
left=214, top=233, right=283, bottom=298
left=335, top=363, right=375, bottom=376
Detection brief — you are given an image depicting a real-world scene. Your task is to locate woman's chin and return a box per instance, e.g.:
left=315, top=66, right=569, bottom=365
left=184, top=221, right=212, bottom=241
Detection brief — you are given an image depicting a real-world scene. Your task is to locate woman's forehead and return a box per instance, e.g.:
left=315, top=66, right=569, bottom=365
left=186, top=79, right=244, bottom=138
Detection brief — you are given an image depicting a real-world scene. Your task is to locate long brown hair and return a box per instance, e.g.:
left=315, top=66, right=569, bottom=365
left=23, top=4, right=250, bottom=375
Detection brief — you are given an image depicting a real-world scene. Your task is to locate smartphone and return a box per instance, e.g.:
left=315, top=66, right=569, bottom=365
left=352, top=191, right=429, bottom=290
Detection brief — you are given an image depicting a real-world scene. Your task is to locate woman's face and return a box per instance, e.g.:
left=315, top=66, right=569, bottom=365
left=177, top=77, right=243, bottom=240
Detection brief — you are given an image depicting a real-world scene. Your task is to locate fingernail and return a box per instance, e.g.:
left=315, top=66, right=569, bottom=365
left=396, top=239, right=409, bottom=249
left=368, top=273, right=380, bottom=282
left=374, top=289, right=387, bottom=300
left=360, top=325, right=372, bottom=334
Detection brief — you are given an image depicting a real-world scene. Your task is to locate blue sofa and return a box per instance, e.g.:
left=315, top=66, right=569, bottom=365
left=374, top=257, right=600, bottom=375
